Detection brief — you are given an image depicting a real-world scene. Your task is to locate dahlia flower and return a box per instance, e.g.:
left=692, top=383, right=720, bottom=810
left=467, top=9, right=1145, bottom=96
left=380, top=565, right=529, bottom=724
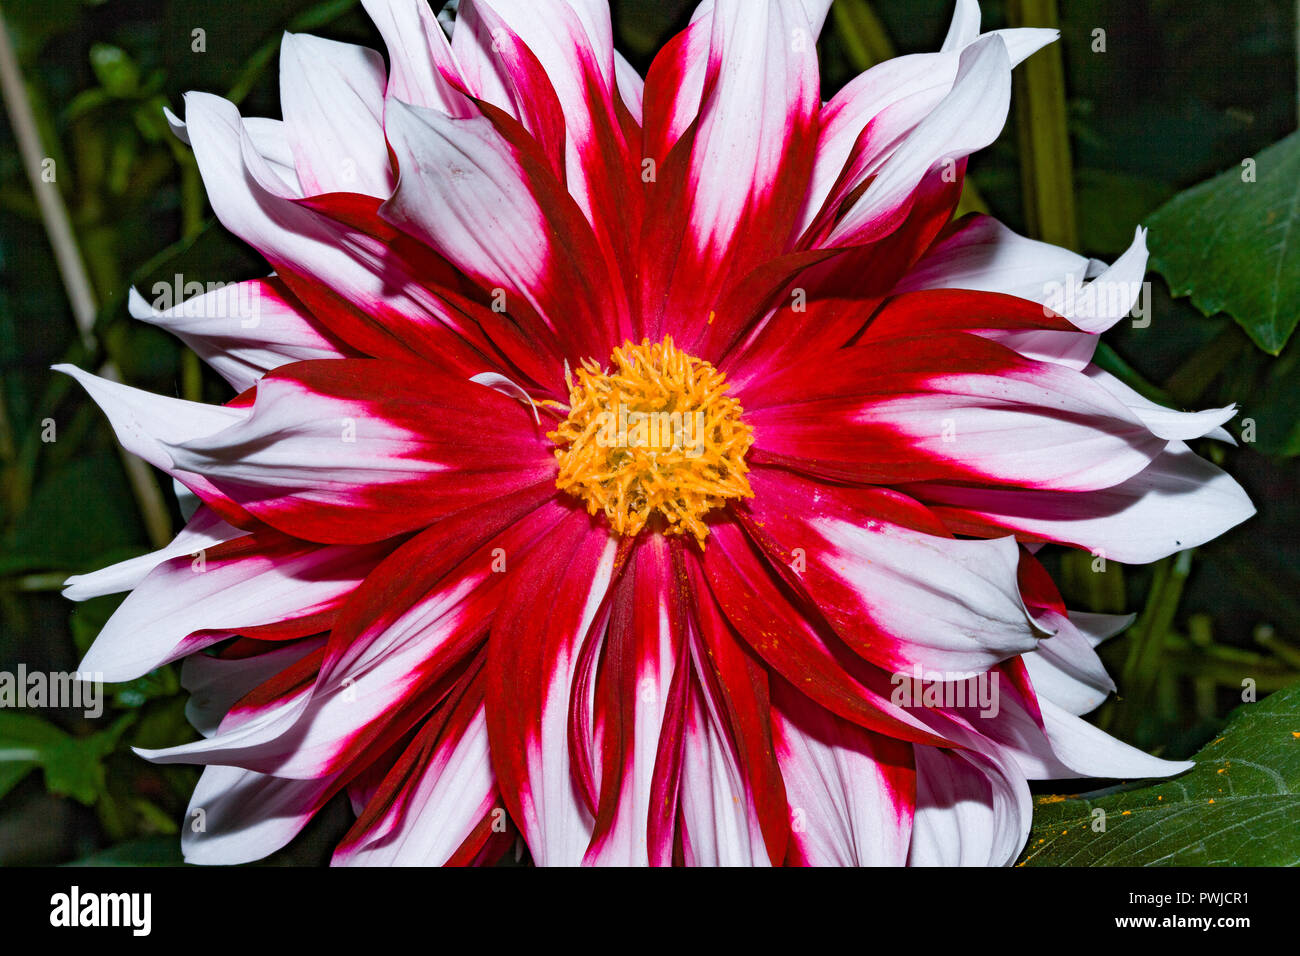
left=60, top=0, right=1253, bottom=866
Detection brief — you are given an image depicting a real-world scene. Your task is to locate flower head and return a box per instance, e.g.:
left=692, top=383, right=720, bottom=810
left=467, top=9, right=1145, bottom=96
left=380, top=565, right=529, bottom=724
left=62, top=0, right=1253, bottom=866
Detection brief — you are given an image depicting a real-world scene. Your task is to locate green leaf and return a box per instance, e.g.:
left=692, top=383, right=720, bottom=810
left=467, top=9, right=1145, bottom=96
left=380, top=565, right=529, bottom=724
left=0, top=713, right=68, bottom=806
left=41, top=737, right=110, bottom=804
left=1147, top=130, right=1300, bottom=355
left=1020, top=682, right=1300, bottom=866
left=40, top=716, right=134, bottom=805
left=0, top=711, right=69, bottom=750
left=0, top=712, right=133, bottom=806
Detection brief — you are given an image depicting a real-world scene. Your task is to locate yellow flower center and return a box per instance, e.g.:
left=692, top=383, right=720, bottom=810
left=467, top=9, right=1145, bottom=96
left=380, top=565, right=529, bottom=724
left=548, top=336, right=754, bottom=546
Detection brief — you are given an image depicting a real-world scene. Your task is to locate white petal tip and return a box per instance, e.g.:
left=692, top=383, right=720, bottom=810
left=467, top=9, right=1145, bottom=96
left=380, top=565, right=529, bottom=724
left=51, top=363, right=86, bottom=381
left=1129, top=758, right=1196, bottom=779
left=162, top=105, right=189, bottom=145
left=61, top=576, right=92, bottom=602
left=127, top=286, right=158, bottom=322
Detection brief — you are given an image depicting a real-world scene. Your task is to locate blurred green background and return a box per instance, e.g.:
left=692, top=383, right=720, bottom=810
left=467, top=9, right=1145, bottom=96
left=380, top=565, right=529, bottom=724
left=0, top=0, right=1297, bottom=865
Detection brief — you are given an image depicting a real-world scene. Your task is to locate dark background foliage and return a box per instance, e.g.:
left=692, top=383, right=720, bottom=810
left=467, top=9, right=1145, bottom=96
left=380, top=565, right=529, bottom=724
left=0, top=0, right=1296, bottom=865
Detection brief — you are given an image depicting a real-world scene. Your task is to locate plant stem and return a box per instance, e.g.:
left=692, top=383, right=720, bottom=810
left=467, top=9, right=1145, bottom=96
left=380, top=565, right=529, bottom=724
left=1007, top=0, right=1078, bottom=248
left=1111, top=550, right=1194, bottom=736
left=0, top=9, right=96, bottom=345
left=0, top=9, right=171, bottom=548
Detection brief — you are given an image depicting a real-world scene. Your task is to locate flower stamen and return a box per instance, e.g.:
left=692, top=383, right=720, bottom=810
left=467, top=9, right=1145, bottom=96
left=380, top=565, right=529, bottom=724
left=548, top=336, right=754, bottom=546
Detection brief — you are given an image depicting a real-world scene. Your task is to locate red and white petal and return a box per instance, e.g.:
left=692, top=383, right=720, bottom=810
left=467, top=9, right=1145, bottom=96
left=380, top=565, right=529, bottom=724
left=470, top=0, right=644, bottom=301
left=613, top=50, right=643, bottom=121
left=380, top=99, right=623, bottom=361
left=449, top=0, right=558, bottom=129
left=486, top=509, right=619, bottom=866
left=894, top=214, right=1090, bottom=303
left=695, top=520, right=954, bottom=746
left=181, top=637, right=327, bottom=737
left=183, top=92, right=520, bottom=380
left=316, top=484, right=562, bottom=687
left=800, top=27, right=1053, bottom=242
left=925, top=656, right=1192, bottom=786
left=671, top=568, right=791, bottom=867
left=852, top=285, right=1099, bottom=381
left=640, top=5, right=710, bottom=162
left=584, top=535, right=684, bottom=866
left=641, top=0, right=820, bottom=345
left=907, top=745, right=1030, bottom=867
left=663, top=0, right=832, bottom=150
left=161, top=360, right=556, bottom=545
left=718, top=171, right=966, bottom=382
left=56, top=363, right=252, bottom=520
left=858, top=288, right=1079, bottom=344
left=683, top=0, right=818, bottom=262
left=914, top=441, right=1255, bottom=564
left=1014, top=554, right=1116, bottom=717
left=745, top=333, right=1166, bottom=492
left=79, top=530, right=387, bottom=682
left=360, top=0, right=474, bottom=116
left=333, top=680, right=498, bottom=866
left=181, top=763, right=340, bottom=865
left=676, top=685, right=771, bottom=867
left=136, top=593, right=452, bottom=779
left=466, top=1, right=615, bottom=194
left=773, top=682, right=915, bottom=866
left=63, top=506, right=245, bottom=601
left=739, top=469, right=1041, bottom=674
left=140, top=494, right=562, bottom=780
left=893, top=221, right=1155, bottom=371
left=279, top=33, right=394, bottom=197
left=127, top=280, right=350, bottom=393
left=440, top=1, right=571, bottom=185
left=958, top=666, right=1193, bottom=783
left=674, top=623, right=792, bottom=870
left=821, top=36, right=1012, bottom=248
